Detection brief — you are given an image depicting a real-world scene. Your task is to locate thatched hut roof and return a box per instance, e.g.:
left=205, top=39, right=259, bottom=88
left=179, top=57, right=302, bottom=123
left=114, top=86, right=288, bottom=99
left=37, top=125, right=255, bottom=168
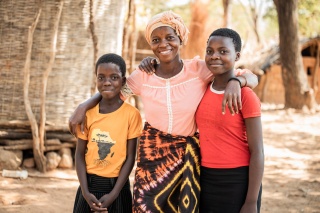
left=238, top=36, right=320, bottom=75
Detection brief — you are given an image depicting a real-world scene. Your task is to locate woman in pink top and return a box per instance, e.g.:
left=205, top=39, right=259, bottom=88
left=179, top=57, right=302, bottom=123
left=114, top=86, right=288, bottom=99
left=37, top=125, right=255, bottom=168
left=69, top=11, right=258, bottom=213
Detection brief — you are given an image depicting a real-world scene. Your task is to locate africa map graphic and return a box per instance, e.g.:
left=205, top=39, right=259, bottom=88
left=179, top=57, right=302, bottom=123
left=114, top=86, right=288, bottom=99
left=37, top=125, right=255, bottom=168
left=91, top=129, right=116, bottom=166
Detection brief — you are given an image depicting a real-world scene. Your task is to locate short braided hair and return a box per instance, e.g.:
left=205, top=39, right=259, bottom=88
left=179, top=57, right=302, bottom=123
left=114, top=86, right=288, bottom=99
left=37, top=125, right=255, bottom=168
left=95, top=53, right=126, bottom=76
left=208, top=28, right=242, bottom=52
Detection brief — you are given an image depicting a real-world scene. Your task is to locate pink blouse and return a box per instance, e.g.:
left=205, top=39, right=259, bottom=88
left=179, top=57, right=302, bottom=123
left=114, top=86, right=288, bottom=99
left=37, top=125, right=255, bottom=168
left=123, top=57, right=212, bottom=136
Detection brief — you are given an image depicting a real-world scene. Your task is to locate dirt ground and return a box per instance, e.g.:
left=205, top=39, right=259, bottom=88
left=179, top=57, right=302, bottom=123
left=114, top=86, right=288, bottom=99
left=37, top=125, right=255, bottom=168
left=0, top=106, right=320, bottom=213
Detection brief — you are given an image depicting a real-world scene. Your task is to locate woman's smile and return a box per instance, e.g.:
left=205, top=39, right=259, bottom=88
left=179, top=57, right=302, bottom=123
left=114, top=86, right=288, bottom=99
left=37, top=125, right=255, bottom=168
left=159, top=49, right=172, bottom=55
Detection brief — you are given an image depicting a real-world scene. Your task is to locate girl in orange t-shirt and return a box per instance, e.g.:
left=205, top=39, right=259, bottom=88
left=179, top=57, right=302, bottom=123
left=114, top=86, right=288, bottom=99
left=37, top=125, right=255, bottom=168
left=73, top=53, right=142, bottom=213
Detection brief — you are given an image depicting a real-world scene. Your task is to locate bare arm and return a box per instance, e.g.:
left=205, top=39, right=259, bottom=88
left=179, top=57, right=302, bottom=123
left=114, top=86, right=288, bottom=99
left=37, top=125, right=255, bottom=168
left=222, top=71, right=258, bottom=115
left=237, top=70, right=259, bottom=89
left=75, top=138, right=107, bottom=212
left=99, top=138, right=138, bottom=208
left=240, top=117, right=264, bottom=213
left=138, top=56, right=157, bottom=74
left=69, top=93, right=102, bottom=136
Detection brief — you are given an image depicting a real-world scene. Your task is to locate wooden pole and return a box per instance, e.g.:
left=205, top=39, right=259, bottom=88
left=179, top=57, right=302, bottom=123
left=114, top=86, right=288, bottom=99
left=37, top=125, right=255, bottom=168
left=23, top=5, right=46, bottom=172
left=89, top=0, right=99, bottom=96
left=39, top=0, right=64, bottom=169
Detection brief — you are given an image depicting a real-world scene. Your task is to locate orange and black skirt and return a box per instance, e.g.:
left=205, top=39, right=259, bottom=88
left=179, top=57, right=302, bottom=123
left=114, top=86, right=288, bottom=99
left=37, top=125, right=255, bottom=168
left=133, top=122, right=200, bottom=213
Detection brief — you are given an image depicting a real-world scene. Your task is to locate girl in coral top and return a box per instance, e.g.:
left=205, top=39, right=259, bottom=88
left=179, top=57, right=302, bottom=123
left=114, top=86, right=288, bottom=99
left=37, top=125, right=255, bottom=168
left=196, top=28, right=264, bottom=213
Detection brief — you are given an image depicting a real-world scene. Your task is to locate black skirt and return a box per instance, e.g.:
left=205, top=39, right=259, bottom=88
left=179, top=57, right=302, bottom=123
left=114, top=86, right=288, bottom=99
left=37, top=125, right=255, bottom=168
left=200, top=166, right=262, bottom=213
left=73, top=173, right=132, bottom=213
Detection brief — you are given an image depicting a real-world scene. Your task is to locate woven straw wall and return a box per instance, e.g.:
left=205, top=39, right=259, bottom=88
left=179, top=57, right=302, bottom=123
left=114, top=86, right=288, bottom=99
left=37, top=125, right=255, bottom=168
left=0, top=0, right=126, bottom=126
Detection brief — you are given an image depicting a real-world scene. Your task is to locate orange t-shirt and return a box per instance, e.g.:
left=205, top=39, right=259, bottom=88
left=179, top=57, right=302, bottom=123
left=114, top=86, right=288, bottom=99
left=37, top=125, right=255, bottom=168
left=77, top=102, right=142, bottom=177
left=195, top=84, right=261, bottom=168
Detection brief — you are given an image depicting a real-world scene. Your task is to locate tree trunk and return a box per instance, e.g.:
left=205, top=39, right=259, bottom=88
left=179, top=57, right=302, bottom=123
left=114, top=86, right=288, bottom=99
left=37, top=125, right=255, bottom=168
left=122, top=0, right=134, bottom=62
left=90, top=0, right=99, bottom=96
left=238, top=0, right=261, bottom=45
left=273, top=0, right=314, bottom=109
left=222, top=0, right=232, bottom=28
left=23, top=6, right=46, bottom=172
left=128, top=2, right=137, bottom=74
left=181, top=0, right=210, bottom=59
left=312, top=41, right=319, bottom=99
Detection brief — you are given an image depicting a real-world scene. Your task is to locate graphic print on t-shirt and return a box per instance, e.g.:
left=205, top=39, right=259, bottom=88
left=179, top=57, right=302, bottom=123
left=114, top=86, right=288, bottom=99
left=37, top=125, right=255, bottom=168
left=91, top=129, right=116, bottom=166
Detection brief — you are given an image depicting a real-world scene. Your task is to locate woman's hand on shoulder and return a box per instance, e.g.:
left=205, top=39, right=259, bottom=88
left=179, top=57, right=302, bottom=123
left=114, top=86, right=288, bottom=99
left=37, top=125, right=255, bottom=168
left=235, top=68, right=258, bottom=89
left=138, top=56, right=157, bottom=74
left=222, top=79, right=242, bottom=115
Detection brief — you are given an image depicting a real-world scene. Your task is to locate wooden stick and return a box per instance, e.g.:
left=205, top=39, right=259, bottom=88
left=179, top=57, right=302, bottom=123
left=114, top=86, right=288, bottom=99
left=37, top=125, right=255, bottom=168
left=39, top=0, right=64, bottom=157
left=0, top=121, right=70, bottom=132
left=23, top=5, right=46, bottom=172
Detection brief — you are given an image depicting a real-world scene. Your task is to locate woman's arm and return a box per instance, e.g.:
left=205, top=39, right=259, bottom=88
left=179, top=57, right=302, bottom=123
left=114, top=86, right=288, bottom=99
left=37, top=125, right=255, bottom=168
left=240, top=117, right=264, bottom=213
left=138, top=56, right=157, bottom=74
left=75, top=138, right=107, bottom=212
left=69, top=93, right=102, bottom=135
left=235, top=69, right=258, bottom=89
left=98, top=138, right=138, bottom=208
left=223, top=71, right=258, bottom=115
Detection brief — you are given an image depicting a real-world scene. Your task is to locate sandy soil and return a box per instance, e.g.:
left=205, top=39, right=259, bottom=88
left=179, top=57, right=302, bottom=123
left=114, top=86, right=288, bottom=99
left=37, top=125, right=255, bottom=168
left=0, top=107, right=320, bottom=213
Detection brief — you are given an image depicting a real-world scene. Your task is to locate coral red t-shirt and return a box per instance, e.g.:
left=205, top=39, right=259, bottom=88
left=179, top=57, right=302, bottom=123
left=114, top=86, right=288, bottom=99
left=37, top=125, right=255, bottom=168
left=195, top=83, right=261, bottom=168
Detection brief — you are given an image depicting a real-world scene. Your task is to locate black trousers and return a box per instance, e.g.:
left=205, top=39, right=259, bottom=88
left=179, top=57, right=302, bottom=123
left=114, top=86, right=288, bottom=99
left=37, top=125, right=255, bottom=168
left=73, top=173, right=132, bottom=213
left=200, top=166, right=262, bottom=213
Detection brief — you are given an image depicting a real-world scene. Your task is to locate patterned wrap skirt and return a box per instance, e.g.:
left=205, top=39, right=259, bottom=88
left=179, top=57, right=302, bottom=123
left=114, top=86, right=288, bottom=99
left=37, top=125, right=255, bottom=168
left=133, top=122, right=201, bottom=213
left=73, top=174, right=132, bottom=213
